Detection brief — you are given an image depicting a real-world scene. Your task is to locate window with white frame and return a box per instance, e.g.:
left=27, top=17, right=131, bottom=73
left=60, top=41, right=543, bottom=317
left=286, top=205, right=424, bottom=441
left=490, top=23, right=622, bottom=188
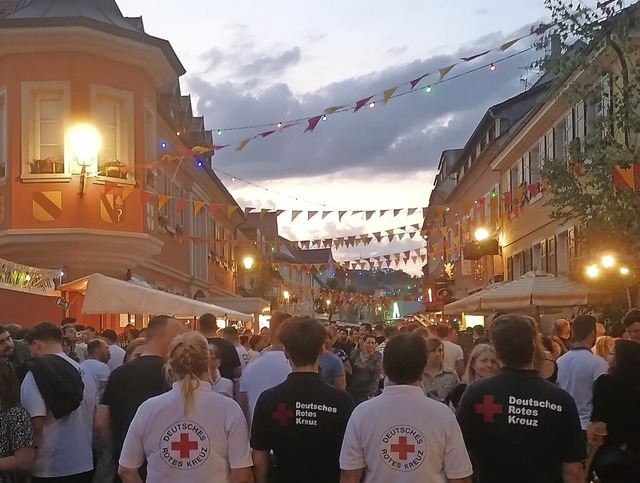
left=554, top=111, right=573, bottom=162
left=144, top=103, right=157, bottom=189
left=193, top=204, right=207, bottom=280
left=90, top=85, right=134, bottom=180
left=0, top=87, right=5, bottom=180
left=21, top=82, right=70, bottom=177
left=530, top=144, right=541, bottom=184
left=545, top=129, right=554, bottom=163
left=574, top=101, right=585, bottom=140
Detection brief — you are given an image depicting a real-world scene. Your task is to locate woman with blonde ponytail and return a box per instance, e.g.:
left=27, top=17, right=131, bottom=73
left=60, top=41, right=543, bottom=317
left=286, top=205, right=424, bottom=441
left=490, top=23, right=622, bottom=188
left=118, top=332, right=254, bottom=483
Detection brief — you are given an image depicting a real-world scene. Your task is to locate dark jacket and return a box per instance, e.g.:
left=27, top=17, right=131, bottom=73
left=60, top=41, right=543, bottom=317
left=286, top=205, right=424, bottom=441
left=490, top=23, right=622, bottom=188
left=26, top=354, right=84, bottom=419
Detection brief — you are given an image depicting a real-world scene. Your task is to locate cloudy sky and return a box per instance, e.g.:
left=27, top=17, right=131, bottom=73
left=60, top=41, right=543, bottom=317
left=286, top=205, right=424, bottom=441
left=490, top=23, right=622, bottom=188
left=119, top=0, right=599, bottom=275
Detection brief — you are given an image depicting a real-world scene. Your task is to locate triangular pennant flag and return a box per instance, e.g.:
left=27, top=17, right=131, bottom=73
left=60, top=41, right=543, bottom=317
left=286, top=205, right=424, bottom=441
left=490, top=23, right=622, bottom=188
left=322, top=211, right=331, bottom=220
left=398, top=233, right=406, bottom=241
left=407, top=208, right=417, bottom=216
left=338, top=211, right=347, bottom=221
left=259, top=130, right=276, bottom=138
left=439, top=64, right=456, bottom=80
left=354, top=96, right=374, bottom=113
left=373, top=232, right=382, bottom=242
left=379, top=210, right=388, bottom=217
left=305, top=115, right=322, bottom=133
left=235, top=138, right=251, bottom=151
left=140, top=190, right=152, bottom=206
left=211, top=144, right=230, bottom=152
left=244, top=207, right=255, bottom=216
left=104, top=181, right=117, bottom=194
left=393, top=209, right=401, bottom=217
left=412, top=256, right=418, bottom=264
left=410, top=74, right=427, bottom=89
left=500, top=38, right=521, bottom=51
left=365, top=210, right=375, bottom=221
left=323, top=239, right=332, bottom=248
left=122, top=186, right=134, bottom=201
left=158, top=195, right=170, bottom=210
left=194, top=201, right=205, bottom=215
left=383, top=87, right=398, bottom=104
left=308, top=211, right=318, bottom=220
left=260, top=209, right=270, bottom=219
left=227, top=205, right=238, bottom=218
left=440, top=227, right=448, bottom=237
left=209, top=203, right=220, bottom=215
left=409, top=232, right=417, bottom=239
left=291, top=210, right=303, bottom=222
left=386, top=229, right=395, bottom=237
left=275, top=210, right=285, bottom=217
left=324, top=105, right=347, bottom=114
left=461, top=50, right=490, bottom=62
left=175, top=198, right=188, bottom=214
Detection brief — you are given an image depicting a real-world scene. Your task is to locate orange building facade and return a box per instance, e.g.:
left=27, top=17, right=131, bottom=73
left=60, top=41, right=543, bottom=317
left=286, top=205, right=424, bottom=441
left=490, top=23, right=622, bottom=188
left=0, top=2, right=244, bottom=328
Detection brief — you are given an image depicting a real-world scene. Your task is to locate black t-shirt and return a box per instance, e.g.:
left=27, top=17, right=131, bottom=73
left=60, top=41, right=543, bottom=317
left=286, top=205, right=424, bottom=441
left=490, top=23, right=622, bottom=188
left=457, top=367, right=586, bottom=483
left=592, top=374, right=640, bottom=445
left=333, top=340, right=354, bottom=358
left=251, top=372, right=353, bottom=483
left=206, top=337, right=241, bottom=380
left=101, top=355, right=170, bottom=460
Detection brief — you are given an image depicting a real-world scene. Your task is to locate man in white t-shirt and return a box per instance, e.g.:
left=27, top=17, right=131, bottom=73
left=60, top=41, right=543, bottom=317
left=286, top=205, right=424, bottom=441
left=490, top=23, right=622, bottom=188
left=80, top=338, right=112, bottom=393
left=223, top=326, right=249, bottom=369
left=102, top=329, right=125, bottom=371
left=239, top=318, right=291, bottom=426
left=436, top=324, right=465, bottom=377
left=557, top=314, right=608, bottom=430
left=340, top=333, right=472, bottom=483
left=21, top=322, right=97, bottom=483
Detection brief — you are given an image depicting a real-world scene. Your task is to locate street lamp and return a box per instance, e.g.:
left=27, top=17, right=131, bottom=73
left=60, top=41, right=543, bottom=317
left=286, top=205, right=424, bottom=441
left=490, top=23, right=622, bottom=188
left=243, top=256, right=254, bottom=270
left=67, top=124, right=101, bottom=197
left=283, top=290, right=290, bottom=301
left=601, top=255, right=616, bottom=268
left=474, top=227, right=489, bottom=241
left=326, top=299, right=331, bottom=306
left=620, top=266, right=630, bottom=276
left=586, top=265, right=600, bottom=278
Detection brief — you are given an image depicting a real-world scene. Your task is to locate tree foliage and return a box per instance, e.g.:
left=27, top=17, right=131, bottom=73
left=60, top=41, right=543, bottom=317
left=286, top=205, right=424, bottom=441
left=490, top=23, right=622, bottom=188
left=540, top=0, right=640, bottom=254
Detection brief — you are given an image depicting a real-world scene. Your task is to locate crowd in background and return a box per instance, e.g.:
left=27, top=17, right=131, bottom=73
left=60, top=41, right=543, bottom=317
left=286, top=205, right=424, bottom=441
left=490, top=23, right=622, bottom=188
left=0, top=308, right=639, bottom=482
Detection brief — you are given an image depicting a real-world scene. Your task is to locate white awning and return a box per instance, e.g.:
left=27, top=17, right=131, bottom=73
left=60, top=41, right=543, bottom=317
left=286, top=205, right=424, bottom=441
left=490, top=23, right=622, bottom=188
left=61, top=273, right=252, bottom=321
left=200, top=296, right=270, bottom=316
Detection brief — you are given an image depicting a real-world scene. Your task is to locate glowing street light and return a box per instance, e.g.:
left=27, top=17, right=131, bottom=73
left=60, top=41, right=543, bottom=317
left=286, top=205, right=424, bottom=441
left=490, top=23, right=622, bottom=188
left=601, top=255, right=616, bottom=268
left=283, top=290, right=290, bottom=300
left=326, top=299, right=331, bottom=306
left=474, top=228, right=489, bottom=241
left=242, top=256, right=255, bottom=270
left=620, top=267, right=630, bottom=276
left=586, top=265, right=600, bottom=278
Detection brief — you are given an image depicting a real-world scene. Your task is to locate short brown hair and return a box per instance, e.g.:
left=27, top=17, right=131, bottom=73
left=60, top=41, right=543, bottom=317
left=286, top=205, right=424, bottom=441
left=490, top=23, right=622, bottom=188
left=279, top=316, right=325, bottom=366
left=491, top=314, right=535, bottom=367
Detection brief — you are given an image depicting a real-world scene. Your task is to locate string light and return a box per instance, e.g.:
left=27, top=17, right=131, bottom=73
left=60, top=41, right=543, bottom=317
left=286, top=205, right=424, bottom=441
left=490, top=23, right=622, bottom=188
left=369, top=101, right=376, bottom=108
left=321, top=114, right=327, bottom=122
left=217, top=129, right=222, bottom=136
left=425, top=85, right=432, bottom=93
left=490, top=63, right=496, bottom=71
left=276, top=122, right=283, bottom=128
left=176, top=131, right=181, bottom=136
left=160, top=141, right=168, bottom=149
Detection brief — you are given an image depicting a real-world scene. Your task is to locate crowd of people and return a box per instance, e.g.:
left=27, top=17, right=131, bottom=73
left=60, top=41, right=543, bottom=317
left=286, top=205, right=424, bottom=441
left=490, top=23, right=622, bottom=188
left=0, top=308, right=639, bottom=482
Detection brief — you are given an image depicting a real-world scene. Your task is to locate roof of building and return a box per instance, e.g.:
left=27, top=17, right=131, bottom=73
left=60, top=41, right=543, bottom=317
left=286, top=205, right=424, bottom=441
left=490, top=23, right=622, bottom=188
left=242, top=213, right=279, bottom=242
left=5, top=0, right=141, bottom=31
left=297, top=248, right=334, bottom=264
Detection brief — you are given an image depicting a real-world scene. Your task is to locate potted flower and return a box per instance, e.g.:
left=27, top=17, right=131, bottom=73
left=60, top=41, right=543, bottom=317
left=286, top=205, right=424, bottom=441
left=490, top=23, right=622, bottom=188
left=100, top=159, right=128, bottom=179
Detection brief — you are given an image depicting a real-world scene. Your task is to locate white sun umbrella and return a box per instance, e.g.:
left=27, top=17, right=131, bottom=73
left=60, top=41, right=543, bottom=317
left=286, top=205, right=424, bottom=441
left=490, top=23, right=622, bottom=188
left=443, top=282, right=505, bottom=314
left=478, top=271, right=606, bottom=311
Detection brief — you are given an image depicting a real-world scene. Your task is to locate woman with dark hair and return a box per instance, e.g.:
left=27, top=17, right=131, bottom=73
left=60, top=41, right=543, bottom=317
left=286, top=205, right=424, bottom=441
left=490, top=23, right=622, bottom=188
left=347, top=334, right=381, bottom=405
left=589, top=339, right=640, bottom=482
left=422, top=337, right=459, bottom=403
left=0, top=358, right=35, bottom=482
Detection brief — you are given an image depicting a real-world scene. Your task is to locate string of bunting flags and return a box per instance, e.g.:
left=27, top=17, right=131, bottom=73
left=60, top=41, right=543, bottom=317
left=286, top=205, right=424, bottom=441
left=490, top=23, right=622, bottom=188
left=204, top=25, right=549, bottom=138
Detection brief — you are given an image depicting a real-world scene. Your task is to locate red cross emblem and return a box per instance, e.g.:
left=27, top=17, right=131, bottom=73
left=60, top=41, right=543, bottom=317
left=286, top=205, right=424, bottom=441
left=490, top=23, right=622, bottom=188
left=390, top=436, right=415, bottom=461
left=171, top=433, right=199, bottom=459
left=272, top=403, right=293, bottom=426
left=475, top=395, right=503, bottom=422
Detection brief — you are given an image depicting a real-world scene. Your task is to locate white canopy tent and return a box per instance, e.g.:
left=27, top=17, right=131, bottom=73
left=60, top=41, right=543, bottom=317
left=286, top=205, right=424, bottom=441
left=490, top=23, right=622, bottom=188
left=61, top=273, right=252, bottom=321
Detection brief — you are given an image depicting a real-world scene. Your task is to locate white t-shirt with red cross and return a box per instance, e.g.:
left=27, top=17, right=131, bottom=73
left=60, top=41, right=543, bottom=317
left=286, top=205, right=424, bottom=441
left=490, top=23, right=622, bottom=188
left=340, top=384, right=472, bottom=483
left=119, top=381, right=252, bottom=482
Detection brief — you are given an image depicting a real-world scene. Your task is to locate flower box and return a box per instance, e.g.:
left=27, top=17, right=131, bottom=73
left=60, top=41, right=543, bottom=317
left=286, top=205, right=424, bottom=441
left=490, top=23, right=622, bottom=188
left=30, top=158, right=64, bottom=174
